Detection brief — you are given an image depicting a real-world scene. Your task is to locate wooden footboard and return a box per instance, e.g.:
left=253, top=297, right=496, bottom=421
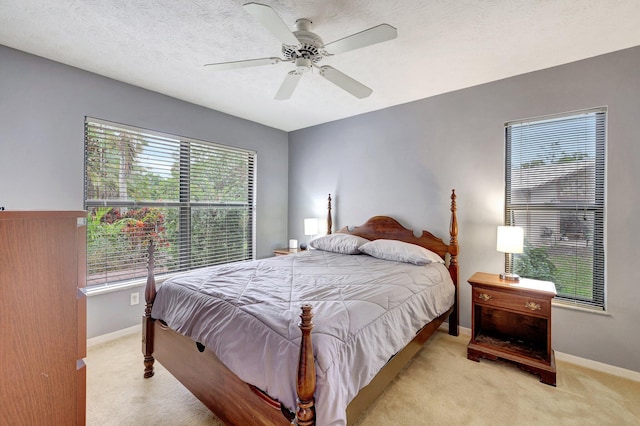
left=143, top=258, right=317, bottom=425
left=144, top=310, right=314, bottom=425
left=144, top=306, right=451, bottom=426
left=151, top=319, right=293, bottom=425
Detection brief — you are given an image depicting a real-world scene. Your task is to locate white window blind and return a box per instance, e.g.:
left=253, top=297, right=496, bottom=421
left=84, top=118, right=255, bottom=288
left=505, top=108, right=605, bottom=309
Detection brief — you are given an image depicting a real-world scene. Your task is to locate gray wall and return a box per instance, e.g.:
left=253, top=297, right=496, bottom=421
left=289, top=46, right=640, bottom=373
left=3, top=42, right=639, bottom=371
left=0, top=45, right=289, bottom=338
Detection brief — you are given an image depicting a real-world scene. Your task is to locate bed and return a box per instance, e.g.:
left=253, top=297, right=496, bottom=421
left=142, top=190, right=459, bottom=425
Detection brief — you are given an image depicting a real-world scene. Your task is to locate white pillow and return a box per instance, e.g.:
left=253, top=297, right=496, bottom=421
left=358, top=239, right=445, bottom=265
left=309, top=234, right=370, bottom=255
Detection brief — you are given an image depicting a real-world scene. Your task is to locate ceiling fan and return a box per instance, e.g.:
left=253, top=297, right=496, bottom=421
left=204, top=2, right=397, bottom=100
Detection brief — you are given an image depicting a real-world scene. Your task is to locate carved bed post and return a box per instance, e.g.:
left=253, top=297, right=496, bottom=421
left=327, top=194, right=332, bottom=235
left=296, top=305, right=316, bottom=425
left=142, top=240, right=156, bottom=378
left=448, top=189, right=460, bottom=336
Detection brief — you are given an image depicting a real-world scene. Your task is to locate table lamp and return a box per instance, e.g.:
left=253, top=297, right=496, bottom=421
left=497, top=225, right=524, bottom=281
left=300, top=218, right=319, bottom=250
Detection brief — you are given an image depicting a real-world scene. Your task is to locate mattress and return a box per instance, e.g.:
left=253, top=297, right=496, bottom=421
left=151, top=249, right=455, bottom=426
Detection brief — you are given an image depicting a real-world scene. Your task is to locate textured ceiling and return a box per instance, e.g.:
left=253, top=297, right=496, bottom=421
left=2, top=1, right=640, bottom=131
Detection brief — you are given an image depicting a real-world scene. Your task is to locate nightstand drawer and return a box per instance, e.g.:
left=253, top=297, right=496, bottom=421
left=473, top=287, right=551, bottom=317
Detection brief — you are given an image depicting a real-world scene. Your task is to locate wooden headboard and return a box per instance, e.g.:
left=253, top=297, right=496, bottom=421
left=335, top=189, right=458, bottom=262
left=337, top=216, right=450, bottom=259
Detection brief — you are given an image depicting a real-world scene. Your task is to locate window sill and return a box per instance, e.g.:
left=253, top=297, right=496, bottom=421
left=552, top=299, right=610, bottom=316
left=86, top=274, right=175, bottom=297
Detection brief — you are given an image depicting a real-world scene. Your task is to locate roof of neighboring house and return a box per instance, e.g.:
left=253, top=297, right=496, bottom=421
left=511, top=159, right=594, bottom=191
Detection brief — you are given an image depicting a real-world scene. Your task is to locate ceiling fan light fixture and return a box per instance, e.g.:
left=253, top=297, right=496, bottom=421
left=295, top=57, right=312, bottom=73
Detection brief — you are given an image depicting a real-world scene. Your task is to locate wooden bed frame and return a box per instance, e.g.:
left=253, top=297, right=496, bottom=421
left=142, top=189, right=459, bottom=425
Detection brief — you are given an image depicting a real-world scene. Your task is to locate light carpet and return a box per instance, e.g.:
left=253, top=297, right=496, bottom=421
left=87, top=330, right=640, bottom=425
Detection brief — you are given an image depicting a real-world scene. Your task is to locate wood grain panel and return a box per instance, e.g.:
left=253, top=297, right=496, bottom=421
left=0, top=211, right=86, bottom=425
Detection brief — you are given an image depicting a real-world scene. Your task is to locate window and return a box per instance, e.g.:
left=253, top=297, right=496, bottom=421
left=84, top=118, right=255, bottom=288
left=505, top=108, right=605, bottom=309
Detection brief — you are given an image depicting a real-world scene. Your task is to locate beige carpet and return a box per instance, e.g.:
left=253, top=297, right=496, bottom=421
left=87, top=330, right=640, bottom=425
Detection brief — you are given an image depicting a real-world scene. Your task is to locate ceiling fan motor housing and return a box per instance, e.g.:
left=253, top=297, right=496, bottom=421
left=282, top=18, right=325, bottom=64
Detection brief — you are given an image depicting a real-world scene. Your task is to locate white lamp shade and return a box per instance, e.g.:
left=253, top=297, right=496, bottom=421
left=304, top=218, right=319, bottom=236
left=497, top=226, right=524, bottom=254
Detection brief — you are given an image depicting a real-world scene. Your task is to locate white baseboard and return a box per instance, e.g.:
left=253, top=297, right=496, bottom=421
left=458, top=325, right=471, bottom=336
left=443, top=323, right=640, bottom=382
left=87, top=325, right=139, bottom=348
left=555, top=351, right=640, bottom=382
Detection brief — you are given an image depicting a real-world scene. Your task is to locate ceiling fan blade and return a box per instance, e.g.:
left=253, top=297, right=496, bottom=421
left=319, top=66, right=372, bottom=99
left=275, top=71, right=302, bottom=100
left=243, top=2, right=299, bottom=46
left=324, top=24, right=397, bottom=55
left=204, top=57, right=283, bottom=71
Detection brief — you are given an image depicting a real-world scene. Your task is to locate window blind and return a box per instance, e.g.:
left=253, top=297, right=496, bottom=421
left=84, top=118, right=255, bottom=288
left=505, top=108, right=606, bottom=309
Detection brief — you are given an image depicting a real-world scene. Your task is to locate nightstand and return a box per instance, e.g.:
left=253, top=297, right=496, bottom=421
left=467, top=272, right=557, bottom=386
left=273, top=248, right=303, bottom=256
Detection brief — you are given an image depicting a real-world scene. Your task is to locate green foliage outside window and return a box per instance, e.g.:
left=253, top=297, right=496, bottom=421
left=514, top=244, right=557, bottom=283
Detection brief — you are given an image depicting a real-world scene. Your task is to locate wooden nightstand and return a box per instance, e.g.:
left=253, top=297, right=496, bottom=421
left=273, top=248, right=303, bottom=256
left=467, top=272, right=557, bottom=386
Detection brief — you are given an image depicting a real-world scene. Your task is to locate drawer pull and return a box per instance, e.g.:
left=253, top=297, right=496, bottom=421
left=525, top=301, right=541, bottom=311
left=478, top=293, right=492, bottom=302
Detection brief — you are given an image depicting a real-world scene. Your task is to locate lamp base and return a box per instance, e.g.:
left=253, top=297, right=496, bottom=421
left=499, top=272, right=520, bottom=281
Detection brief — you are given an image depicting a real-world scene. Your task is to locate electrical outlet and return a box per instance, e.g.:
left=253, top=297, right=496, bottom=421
left=130, top=292, right=140, bottom=306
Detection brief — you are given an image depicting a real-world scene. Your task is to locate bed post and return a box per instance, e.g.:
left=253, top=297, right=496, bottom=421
left=294, top=194, right=325, bottom=425
left=296, top=305, right=316, bottom=425
left=327, top=194, right=332, bottom=235
left=142, top=240, right=156, bottom=378
left=448, top=189, right=460, bottom=336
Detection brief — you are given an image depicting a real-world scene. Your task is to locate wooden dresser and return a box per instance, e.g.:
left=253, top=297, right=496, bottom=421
left=0, top=211, right=87, bottom=424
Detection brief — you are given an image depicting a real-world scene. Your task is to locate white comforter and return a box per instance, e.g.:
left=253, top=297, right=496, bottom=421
left=151, top=249, right=455, bottom=426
